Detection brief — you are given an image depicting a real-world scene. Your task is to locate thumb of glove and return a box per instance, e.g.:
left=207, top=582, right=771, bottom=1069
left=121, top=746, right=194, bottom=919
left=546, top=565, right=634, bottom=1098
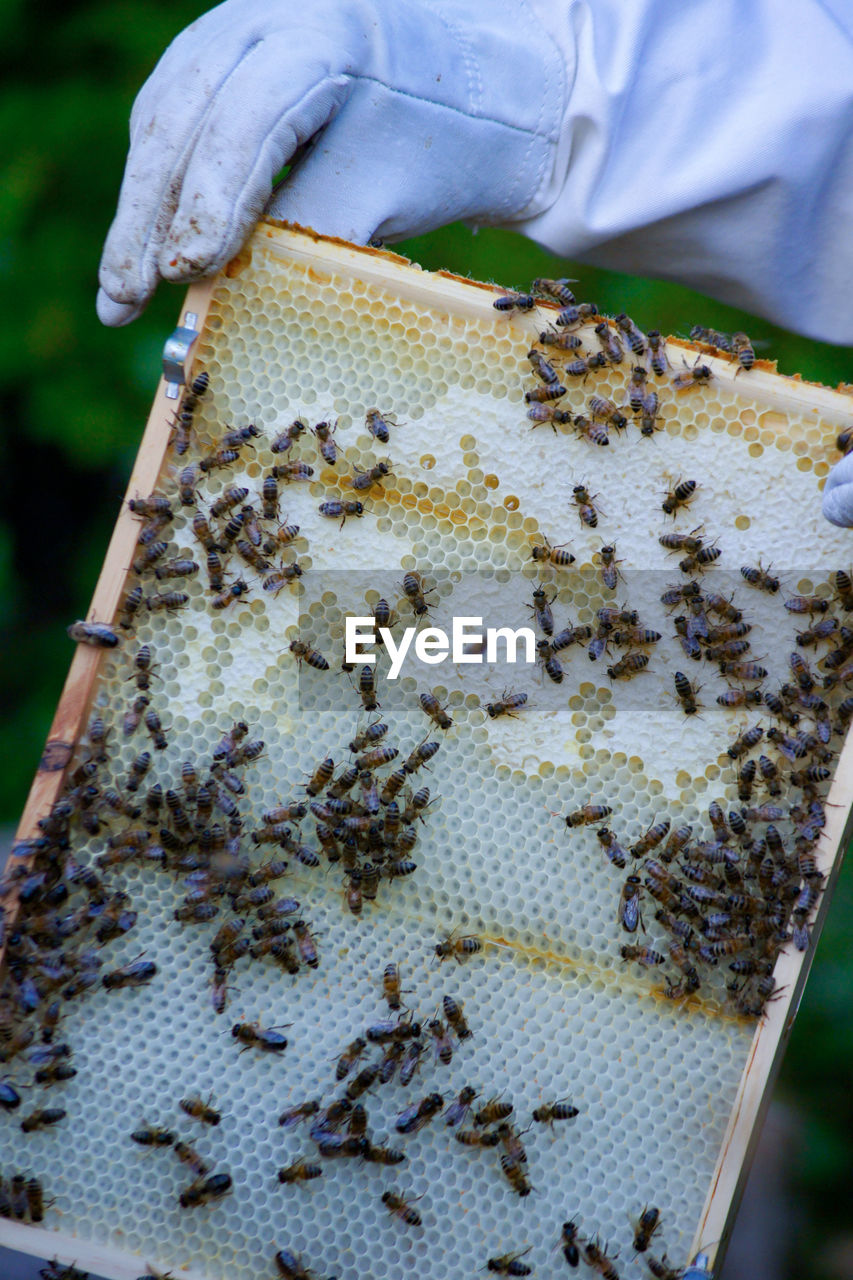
left=822, top=454, right=853, bottom=526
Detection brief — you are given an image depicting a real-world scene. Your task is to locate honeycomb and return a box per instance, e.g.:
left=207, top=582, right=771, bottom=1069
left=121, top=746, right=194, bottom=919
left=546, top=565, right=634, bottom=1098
left=3, top=222, right=853, bottom=1280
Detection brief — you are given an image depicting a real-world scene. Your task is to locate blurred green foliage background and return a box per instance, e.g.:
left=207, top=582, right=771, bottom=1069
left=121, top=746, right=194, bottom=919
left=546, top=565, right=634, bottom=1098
left=0, top=3, right=851, bottom=1276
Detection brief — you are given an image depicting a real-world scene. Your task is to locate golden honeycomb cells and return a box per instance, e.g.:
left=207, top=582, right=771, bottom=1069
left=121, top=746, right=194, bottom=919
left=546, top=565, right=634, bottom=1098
left=4, top=222, right=853, bottom=1280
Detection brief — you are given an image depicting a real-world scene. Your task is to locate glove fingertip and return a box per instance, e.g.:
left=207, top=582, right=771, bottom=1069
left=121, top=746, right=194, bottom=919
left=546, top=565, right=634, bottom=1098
left=96, top=288, right=147, bottom=328
left=822, top=483, right=853, bottom=528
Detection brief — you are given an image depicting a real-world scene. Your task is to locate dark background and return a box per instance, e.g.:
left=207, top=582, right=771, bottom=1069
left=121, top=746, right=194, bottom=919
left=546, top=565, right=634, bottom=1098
left=1, top=3, right=852, bottom=1276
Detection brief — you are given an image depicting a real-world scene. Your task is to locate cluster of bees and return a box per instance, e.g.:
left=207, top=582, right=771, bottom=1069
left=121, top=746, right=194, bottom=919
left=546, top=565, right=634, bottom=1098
left=130, top=1095, right=231, bottom=1209
left=505, top=278, right=847, bottom=1022
left=496, top=279, right=753, bottom=447
left=528, top=585, right=661, bottom=685
left=270, top=977, right=590, bottom=1273
left=5, top=267, right=849, bottom=1280
left=267, top=650, right=445, bottom=919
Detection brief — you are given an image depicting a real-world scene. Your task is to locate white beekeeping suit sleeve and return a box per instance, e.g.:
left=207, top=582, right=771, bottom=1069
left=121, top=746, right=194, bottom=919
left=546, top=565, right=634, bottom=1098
left=512, top=0, right=853, bottom=347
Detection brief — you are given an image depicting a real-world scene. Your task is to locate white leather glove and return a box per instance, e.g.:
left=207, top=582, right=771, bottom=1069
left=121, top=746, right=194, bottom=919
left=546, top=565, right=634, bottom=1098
left=96, top=0, right=565, bottom=326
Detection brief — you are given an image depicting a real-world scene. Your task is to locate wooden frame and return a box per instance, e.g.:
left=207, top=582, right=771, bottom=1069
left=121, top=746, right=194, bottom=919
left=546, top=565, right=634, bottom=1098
left=4, top=222, right=853, bottom=1279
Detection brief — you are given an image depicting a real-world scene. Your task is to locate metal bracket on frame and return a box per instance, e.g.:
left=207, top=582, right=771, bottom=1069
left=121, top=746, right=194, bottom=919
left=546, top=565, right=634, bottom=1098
left=162, top=311, right=200, bottom=400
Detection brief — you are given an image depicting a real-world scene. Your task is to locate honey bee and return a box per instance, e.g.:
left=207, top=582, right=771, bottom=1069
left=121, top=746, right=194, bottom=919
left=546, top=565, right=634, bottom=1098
left=559, top=1220, right=581, bottom=1267
left=417, top=691, right=453, bottom=730
left=272, top=461, right=314, bottom=483
left=485, top=690, right=529, bottom=718
left=586, top=396, right=627, bottom=432
left=381, top=1189, right=422, bottom=1227
left=231, top=1020, right=289, bottom=1052
left=689, top=325, right=732, bottom=350
left=425, top=1018, right=453, bottom=1064
left=487, top=1250, right=533, bottom=1276
left=396, top=1090, right=445, bottom=1134
left=66, top=620, right=119, bottom=648
left=640, top=327, right=667, bottom=376
left=23, top=1176, right=45, bottom=1223
left=278, top=1099, right=321, bottom=1130
left=528, top=348, right=560, bottom=384
left=619, top=876, right=642, bottom=932
left=837, top=428, right=853, bottom=457
left=583, top=1237, right=621, bottom=1279
left=563, top=352, right=607, bottom=380
left=565, top=803, right=613, bottom=828
left=732, top=331, right=756, bottom=373
left=154, top=557, right=198, bottom=582
left=442, top=994, right=472, bottom=1042
left=671, top=675, right=696, bottom=716
left=270, top=419, right=307, bottom=453
left=402, top=570, right=433, bottom=616
left=644, top=1255, right=681, bottom=1280
left=128, top=492, right=173, bottom=522
left=538, top=328, right=583, bottom=350
left=672, top=360, right=713, bottom=391
left=573, top=414, right=610, bottom=446
left=199, top=445, right=240, bottom=473
left=786, top=593, right=830, bottom=616
left=631, top=1206, right=661, bottom=1252
left=289, top=640, right=330, bottom=671
left=727, top=724, right=764, bottom=758
left=220, top=423, right=260, bottom=450
left=435, top=930, right=482, bottom=963
left=499, top=1150, right=533, bottom=1197
left=595, top=544, right=622, bottom=591
left=180, top=1096, right=221, bottom=1126
left=612, top=311, right=646, bottom=355
left=572, top=483, right=602, bottom=528
left=147, top=590, right=190, bottom=612
left=607, top=652, right=649, bottom=680
left=0, top=1081, right=22, bottom=1112
left=556, top=302, right=600, bottom=328
left=527, top=584, right=555, bottom=636
left=20, top=1107, right=66, bottom=1132
left=716, top=688, right=763, bottom=707
left=494, top=290, right=535, bottom=312
left=661, top=478, right=697, bottom=516
left=527, top=403, right=572, bottom=430
left=350, top=664, right=379, bottom=712
left=596, top=827, right=628, bottom=870
left=525, top=381, right=568, bottom=404
left=532, top=1099, right=579, bottom=1124
left=530, top=538, right=575, bottom=566
left=305, top=419, right=336, bottom=467
left=131, top=537, right=169, bottom=573
left=740, top=561, right=780, bottom=593
left=620, top=944, right=665, bottom=967
left=594, top=320, right=624, bottom=364
left=293, top=918, right=319, bottom=968
left=173, top=1140, right=211, bottom=1178
left=351, top=460, right=392, bottom=491
left=532, top=277, right=578, bottom=305
left=208, top=485, right=248, bottom=519
left=278, top=1158, right=322, bottom=1185
left=178, top=1171, right=232, bottom=1208
left=118, top=583, right=144, bottom=629
left=304, top=754, right=333, bottom=798
left=719, top=661, right=766, bottom=682
left=258, top=475, right=280, bottom=523
left=102, top=958, right=157, bottom=989
left=455, top=1127, right=501, bottom=1148
left=263, top=563, right=303, bottom=594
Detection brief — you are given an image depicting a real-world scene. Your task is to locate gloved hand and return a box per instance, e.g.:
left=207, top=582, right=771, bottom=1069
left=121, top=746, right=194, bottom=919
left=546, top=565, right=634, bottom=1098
left=97, top=0, right=565, bottom=326
left=822, top=457, right=853, bottom=527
